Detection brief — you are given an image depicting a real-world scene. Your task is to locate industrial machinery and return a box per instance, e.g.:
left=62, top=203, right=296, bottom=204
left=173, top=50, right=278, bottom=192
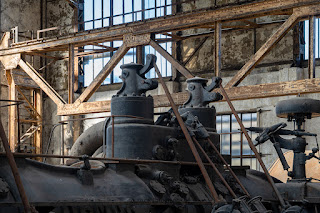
left=247, top=97, right=320, bottom=212
left=0, top=55, right=320, bottom=212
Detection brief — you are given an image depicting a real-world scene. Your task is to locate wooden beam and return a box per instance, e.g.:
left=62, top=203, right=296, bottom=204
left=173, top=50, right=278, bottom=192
left=2, top=0, right=320, bottom=56
left=57, top=78, right=320, bottom=116
left=34, top=89, right=42, bottom=156
left=308, top=16, right=316, bottom=78
left=225, top=13, right=300, bottom=88
left=5, top=70, right=18, bottom=151
left=16, top=86, right=41, bottom=118
left=215, top=22, right=222, bottom=77
left=68, top=44, right=75, bottom=104
left=18, top=60, right=66, bottom=106
left=150, top=40, right=194, bottom=79
left=74, top=44, right=130, bottom=105
left=136, top=45, right=143, bottom=64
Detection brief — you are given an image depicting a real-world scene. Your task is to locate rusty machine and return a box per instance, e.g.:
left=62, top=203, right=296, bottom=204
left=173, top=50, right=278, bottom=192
left=0, top=55, right=320, bottom=212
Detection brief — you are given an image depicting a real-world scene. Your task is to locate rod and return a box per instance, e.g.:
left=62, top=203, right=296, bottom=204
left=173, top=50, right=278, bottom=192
left=0, top=121, right=33, bottom=212
left=219, top=83, right=286, bottom=208
left=153, top=62, right=220, bottom=203
left=192, top=136, right=237, bottom=198
left=0, top=152, right=213, bottom=167
left=207, top=138, right=250, bottom=197
left=111, top=115, right=115, bottom=158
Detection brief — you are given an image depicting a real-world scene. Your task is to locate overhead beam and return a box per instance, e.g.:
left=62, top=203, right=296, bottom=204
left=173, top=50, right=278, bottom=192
left=74, top=44, right=130, bottom=105
left=150, top=40, right=194, bottom=79
left=225, top=13, right=300, bottom=88
left=2, top=0, right=320, bottom=56
left=226, top=5, right=320, bottom=88
left=57, top=78, right=320, bottom=116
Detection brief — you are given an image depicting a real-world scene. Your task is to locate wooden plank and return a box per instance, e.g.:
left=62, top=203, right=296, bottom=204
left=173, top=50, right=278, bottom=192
left=308, top=16, right=316, bottom=78
left=225, top=13, right=300, bottom=88
left=2, top=0, right=320, bottom=56
left=68, top=44, right=75, bottom=104
left=34, top=89, right=42, bottom=156
left=215, top=22, right=222, bottom=77
left=75, top=44, right=130, bottom=105
left=16, top=86, right=41, bottom=118
left=57, top=78, right=320, bottom=116
left=18, top=60, right=66, bottom=105
left=150, top=40, right=194, bottom=79
left=5, top=70, right=17, bottom=151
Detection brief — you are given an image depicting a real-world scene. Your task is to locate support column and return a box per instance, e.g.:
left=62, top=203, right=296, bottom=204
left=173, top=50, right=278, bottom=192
left=215, top=22, right=222, bottom=77
left=308, top=16, right=316, bottom=79
left=34, top=89, right=42, bottom=156
left=5, top=70, right=17, bottom=151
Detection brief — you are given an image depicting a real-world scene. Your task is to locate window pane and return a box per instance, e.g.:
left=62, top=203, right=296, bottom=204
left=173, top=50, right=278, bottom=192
left=145, top=0, right=155, bottom=19
left=94, top=0, right=102, bottom=28
left=103, top=0, right=110, bottom=26
left=84, top=0, right=94, bottom=30
left=82, top=0, right=172, bottom=86
left=221, top=134, right=230, bottom=155
left=304, top=18, right=320, bottom=60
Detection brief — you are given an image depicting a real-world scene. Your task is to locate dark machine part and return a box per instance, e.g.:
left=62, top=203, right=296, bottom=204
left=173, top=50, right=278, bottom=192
left=247, top=97, right=320, bottom=212
left=179, top=77, right=223, bottom=131
left=2, top=55, right=317, bottom=212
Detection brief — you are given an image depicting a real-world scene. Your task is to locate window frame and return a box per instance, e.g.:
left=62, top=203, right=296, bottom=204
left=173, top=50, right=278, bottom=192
left=79, top=0, right=173, bottom=87
left=216, top=111, right=259, bottom=170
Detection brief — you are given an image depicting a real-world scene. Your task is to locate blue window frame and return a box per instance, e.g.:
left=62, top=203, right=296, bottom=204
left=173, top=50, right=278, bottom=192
left=216, top=112, right=259, bottom=170
left=82, top=0, right=172, bottom=87
left=304, top=18, right=320, bottom=60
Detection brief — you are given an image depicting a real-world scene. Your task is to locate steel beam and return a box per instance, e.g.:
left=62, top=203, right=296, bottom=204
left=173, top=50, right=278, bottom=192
left=150, top=40, right=194, bottom=79
left=57, top=78, right=320, bottom=116
left=225, top=12, right=300, bottom=88
left=215, top=22, right=222, bottom=77
left=18, top=60, right=66, bottom=106
left=308, top=16, right=316, bottom=78
left=226, top=5, right=320, bottom=88
left=1, top=0, right=320, bottom=56
left=74, top=44, right=130, bottom=105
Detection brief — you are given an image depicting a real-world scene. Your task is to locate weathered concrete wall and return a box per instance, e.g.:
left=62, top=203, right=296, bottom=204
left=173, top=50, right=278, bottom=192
left=211, top=67, right=320, bottom=171
left=0, top=0, right=42, bottom=149
left=42, top=0, right=75, bottom=164
left=180, top=1, right=293, bottom=79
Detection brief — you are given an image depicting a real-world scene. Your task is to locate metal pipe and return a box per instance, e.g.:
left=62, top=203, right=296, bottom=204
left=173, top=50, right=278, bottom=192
left=0, top=152, right=213, bottom=167
left=153, top=62, right=220, bottom=203
left=219, top=83, right=286, bottom=208
left=0, top=120, right=33, bottom=213
left=16, top=103, right=21, bottom=152
left=207, top=138, right=250, bottom=197
left=111, top=115, right=115, bottom=158
left=192, top=136, right=237, bottom=198
left=44, top=122, right=67, bottom=163
left=59, top=114, right=145, bottom=123
left=60, top=116, right=65, bottom=165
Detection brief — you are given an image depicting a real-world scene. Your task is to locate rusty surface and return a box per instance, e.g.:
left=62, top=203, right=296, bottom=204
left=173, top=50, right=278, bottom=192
left=207, top=138, right=250, bottom=197
left=0, top=119, right=33, bottom=212
left=192, top=136, right=237, bottom=198
left=153, top=62, right=219, bottom=203
left=219, top=83, right=286, bottom=208
left=1, top=0, right=320, bottom=56
left=0, top=152, right=214, bottom=167
left=111, top=115, right=115, bottom=158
